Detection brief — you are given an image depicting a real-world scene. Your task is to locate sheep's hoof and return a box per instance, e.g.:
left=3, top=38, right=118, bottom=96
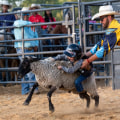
left=86, top=99, right=90, bottom=108
left=23, top=101, right=29, bottom=106
left=49, top=110, right=54, bottom=114
left=95, top=98, right=99, bottom=107
left=49, top=104, right=54, bottom=113
left=92, top=95, right=99, bottom=107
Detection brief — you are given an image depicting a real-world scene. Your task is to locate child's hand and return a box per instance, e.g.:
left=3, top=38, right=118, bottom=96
left=81, top=59, right=89, bottom=69
left=81, top=59, right=91, bottom=70
left=57, top=66, right=62, bottom=69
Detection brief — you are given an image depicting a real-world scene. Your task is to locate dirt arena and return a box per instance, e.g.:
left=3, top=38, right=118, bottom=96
left=0, top=81, right=120, bottom=120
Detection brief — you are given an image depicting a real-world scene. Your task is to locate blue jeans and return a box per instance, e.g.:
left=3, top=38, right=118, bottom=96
left=16, top=48, right=38, bottom=95
left=74, top=75, right=88, bottom=92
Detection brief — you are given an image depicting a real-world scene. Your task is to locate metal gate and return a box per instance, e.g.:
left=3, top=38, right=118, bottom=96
left=112, top=49, right=120, bottom=89
left=78, top=0, right=120, bottom=87
left=1, top=0, right=120, bottom=88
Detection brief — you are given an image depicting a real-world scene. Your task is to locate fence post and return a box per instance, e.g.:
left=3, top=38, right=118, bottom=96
left=22, top=26, right=25, bottom=59
left=72, top=5, right=76, bottom=44
left=4, top=22, right=9, bottom=82
left=78, top=0, right=84, bottom=50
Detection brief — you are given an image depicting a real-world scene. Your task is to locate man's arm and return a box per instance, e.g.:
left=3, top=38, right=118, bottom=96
left=81, top=46, right=104, bottom=69
left=85, top=51, right=93, bottom=57
left=81, top=54, right=98, bottom=69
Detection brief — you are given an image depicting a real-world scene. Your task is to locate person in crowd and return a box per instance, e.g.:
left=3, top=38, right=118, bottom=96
left=81, top=5, right=120, bottom=69
left=44, top=10, right=56, bottom=33
left=29, top=4, right=50, bottom=46
left=13, top=7, right=39, bottom=95
left=0, top=0, right=16, bottom=32
left=29, top=4, right=47, bottom=30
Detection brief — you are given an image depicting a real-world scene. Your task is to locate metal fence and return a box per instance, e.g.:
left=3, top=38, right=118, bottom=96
left=0, top=0, right=120, bottom=88
left=0, top=3, right=77, bottom=84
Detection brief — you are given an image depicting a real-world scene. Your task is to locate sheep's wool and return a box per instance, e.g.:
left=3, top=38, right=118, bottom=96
left=30, top=59, right=98, bottom=96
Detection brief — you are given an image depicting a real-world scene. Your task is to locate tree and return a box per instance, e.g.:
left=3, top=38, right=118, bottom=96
left=9, top=0, right=100, bottom=21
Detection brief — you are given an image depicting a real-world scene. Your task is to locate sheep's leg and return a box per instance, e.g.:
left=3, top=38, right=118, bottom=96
left=79, top=92, right=90, bottom=108
left=23, top=82, right=39, bottom=105
left=47, top=86, right=57, bottom=113
left=91, top=95, right=99, bottom=107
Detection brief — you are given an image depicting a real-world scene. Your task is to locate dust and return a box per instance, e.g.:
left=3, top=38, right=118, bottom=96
left=0, top=85, right=120, bottom=120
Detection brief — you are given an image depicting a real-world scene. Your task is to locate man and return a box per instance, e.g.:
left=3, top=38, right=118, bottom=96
left=29, top=4, right=50, bottom=47
left=29, top=4, right=47, bottom=30
left=0, top=0, right=16, bottom=31
left=81, top=5, right=120, bottom=69
left=13, top=7, right=39, bottom=95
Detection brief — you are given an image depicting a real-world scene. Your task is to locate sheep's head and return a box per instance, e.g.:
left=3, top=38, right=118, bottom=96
left=18, top=56, right=39, bottom=78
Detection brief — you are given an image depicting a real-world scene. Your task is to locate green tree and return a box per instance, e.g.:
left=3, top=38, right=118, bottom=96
left=9, top=0, right=101, bottom=21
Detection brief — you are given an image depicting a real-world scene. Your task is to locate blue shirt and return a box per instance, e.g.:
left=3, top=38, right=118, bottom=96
left=0, top=12, right=16, bottom=27
left=13, top=20, right=39, bottom=48
left=90, top=19, right=120, bottom=58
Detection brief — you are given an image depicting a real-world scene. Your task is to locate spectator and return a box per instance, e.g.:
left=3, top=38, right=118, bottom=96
left=0, top=0, right=16, bottom=32
left=13, top=7, right=39, bottom=95
left=29, top=3, right=49, bottom=47
left=44, top=10, right=56, bottom=33
left=29, top=4, right=47, bottom=30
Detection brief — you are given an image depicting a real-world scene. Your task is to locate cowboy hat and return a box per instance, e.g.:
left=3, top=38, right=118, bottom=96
left=92, top=5, right=120, bottom=20
left=21, top=7, right=29, bottom=11
left=0, top=0, right=12, bottom=9
left=29, top=4, right=41, bottom=10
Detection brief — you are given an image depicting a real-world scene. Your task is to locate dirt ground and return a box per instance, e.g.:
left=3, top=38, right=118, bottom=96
left=0, top=81, right=120, bottom=120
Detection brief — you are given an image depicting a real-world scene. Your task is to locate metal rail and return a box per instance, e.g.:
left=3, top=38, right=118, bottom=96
left=0, top=4, right=76, bottom=83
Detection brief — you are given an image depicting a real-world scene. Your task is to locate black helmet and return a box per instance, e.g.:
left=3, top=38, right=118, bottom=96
left=64, top=44, right=82, bottom=60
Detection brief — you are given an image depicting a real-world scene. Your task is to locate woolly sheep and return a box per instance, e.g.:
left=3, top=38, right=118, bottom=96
left=18, top=56, right=99, bottom=113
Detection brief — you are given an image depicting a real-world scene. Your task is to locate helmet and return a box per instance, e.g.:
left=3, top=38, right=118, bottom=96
left=64, top=44, right=82, bottom=60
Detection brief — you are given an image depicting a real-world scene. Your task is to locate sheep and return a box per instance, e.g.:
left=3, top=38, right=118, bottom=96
left=18, top=56, right=99, bottom=113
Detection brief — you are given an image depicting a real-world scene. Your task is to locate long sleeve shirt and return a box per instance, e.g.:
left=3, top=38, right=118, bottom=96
left=90, top=19, right=120, bottom=58
left=54, top=54, right=92, bottom=76
left=62, top=59, right=83, bottom=74
left=0, top=12, right=16, bottom=27
left=29, top=14, right=47, bottom=29
left=13, top=20, right=38, bottom=48
left=54, top=54, right=68, bottom=61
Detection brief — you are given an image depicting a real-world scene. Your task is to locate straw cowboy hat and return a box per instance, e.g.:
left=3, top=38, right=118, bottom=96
left=92, top=5, right=120, bottom=20
left=21, top=7, right=29, bottom=11
left=29, top=4, right=41, bottom=10
left=0, top=0, right=12, bottom=9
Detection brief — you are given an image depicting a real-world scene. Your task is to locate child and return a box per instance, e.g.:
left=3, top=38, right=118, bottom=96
left=53, top=43, right=93, bottom=94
